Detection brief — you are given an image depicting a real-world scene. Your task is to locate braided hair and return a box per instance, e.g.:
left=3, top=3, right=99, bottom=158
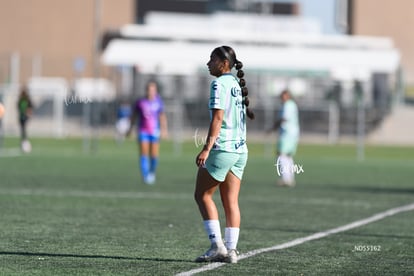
left=214, top=46, right=255, bottom=120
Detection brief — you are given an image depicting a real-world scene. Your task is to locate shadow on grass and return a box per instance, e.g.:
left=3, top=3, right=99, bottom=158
left=0, top=251, right=190, bottom=263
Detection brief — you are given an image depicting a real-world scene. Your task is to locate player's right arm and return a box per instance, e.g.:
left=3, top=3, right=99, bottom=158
left=195, top=108, right=223, bottom=167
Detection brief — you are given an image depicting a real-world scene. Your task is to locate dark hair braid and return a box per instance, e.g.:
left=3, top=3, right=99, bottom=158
left=234, top=60, right=255, bottom=120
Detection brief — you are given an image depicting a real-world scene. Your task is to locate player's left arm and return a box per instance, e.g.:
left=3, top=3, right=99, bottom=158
left=159, top=111, right=168, bottom=139
left=26, top=99, right=34, bottom=118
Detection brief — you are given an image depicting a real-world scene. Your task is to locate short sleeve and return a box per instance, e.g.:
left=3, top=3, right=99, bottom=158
left=209, top=80, right=225, bottom=110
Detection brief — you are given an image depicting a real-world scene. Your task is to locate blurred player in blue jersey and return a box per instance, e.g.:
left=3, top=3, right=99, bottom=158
left=128, top=80, right=168, bottom=185
left=194, top=46, right=254, bottom=264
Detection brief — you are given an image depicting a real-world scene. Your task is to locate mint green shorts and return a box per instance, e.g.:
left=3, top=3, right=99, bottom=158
left=277, top=135, right=298, bottom=155
left=205, top=150, right=248, bottom=182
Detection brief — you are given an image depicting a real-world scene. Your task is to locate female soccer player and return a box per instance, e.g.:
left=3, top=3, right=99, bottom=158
left=272, top=89, right=300, bottom=187
left=194, top=46, right=254, bottom=263
left=128, top=80, right=168, bottom=185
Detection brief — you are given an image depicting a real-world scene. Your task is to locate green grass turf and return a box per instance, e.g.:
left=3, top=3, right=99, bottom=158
left=0, top=137, right=413, bottom=275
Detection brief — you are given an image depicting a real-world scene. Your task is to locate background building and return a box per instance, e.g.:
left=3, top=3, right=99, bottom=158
left=1, top=0, right=413, bottom=86
left=0, top=0, right=134, bottom=137
left=352, top=0, right=414, bottom=87
left=0, top=0, right=134, bottom=81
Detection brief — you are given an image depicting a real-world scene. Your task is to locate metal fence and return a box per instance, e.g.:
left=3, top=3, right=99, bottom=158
left=0, top=53, right=400, bottom=147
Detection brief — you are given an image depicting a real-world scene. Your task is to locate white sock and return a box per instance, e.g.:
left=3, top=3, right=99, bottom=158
left=278, top=154, right=295, bottom=183
left=286, top=156, right=295, bottom=183
left=203, top=220, right=223, bottom=246
left=225, top=227, right=240, bottom=250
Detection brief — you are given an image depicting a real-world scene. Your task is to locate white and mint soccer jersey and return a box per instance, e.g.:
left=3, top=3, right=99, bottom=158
left=279, top=99, right=299, bottom=137
left=278, top=99, right=299, bottom=155
left=209, top=73, right=247, bottom=154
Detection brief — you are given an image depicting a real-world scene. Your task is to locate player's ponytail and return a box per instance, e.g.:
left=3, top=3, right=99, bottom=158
left=235, top=59, right=255, bottom=120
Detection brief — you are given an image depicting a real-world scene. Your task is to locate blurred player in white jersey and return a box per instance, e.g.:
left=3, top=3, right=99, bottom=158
left=272, top=89, right=300, bottom=187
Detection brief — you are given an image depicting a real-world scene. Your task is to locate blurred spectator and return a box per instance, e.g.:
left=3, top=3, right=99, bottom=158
left=17, top=86, right=33, bottom=153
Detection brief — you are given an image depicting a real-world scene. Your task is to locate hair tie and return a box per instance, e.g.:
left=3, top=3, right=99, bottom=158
left=235, top=61, right=243, bottom=70
left=239, top=78, right=246, bottom=87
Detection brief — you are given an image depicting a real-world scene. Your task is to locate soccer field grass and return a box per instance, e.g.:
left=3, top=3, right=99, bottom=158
left=0, top=138, right=413, bottom=275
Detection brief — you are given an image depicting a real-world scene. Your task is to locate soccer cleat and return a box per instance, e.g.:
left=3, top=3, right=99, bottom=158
left=195, top=243, right=228, bottom=262
left=285, top=180, right=296, bottom=187
left=225, top=249, right=239, bottom=264
left=277, top=179, right=295, bottom=187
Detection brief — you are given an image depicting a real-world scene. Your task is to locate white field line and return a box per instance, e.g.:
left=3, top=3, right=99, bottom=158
left=0, top=148, right=22, bottom=157
left=0, top=188, right=191, bottom=200
left=176, top=202, right=414, bottom=276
